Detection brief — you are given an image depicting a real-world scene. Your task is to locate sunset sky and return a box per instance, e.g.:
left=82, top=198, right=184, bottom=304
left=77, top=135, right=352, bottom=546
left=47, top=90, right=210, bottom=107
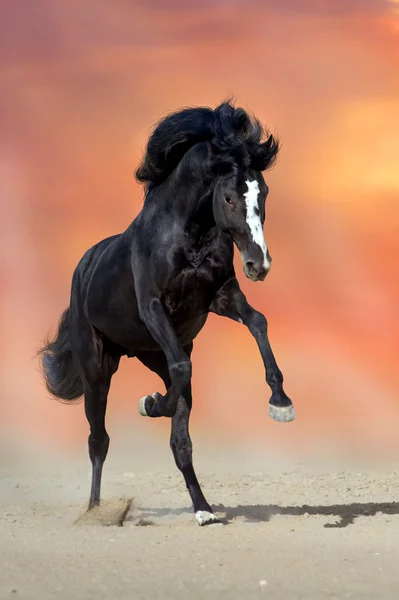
left=1, top=0, right=398, bottom=457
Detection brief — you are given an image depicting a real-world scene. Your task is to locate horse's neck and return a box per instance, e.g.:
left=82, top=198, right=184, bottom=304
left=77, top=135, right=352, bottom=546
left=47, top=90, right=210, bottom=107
left=187, top=190, right=218, bottom=246
left=169, top=142, right=216, bottom=228
left=145, top=142, right=218, bottom=244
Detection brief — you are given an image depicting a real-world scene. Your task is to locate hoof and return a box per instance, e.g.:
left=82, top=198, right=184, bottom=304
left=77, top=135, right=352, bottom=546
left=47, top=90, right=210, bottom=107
left=269, top=403, right=296, bottom=423
left=138, top=395, right=149, bottom=417
left=138, top=392, right=161, bottom=417
left=195, top=511, right=223, bottom=527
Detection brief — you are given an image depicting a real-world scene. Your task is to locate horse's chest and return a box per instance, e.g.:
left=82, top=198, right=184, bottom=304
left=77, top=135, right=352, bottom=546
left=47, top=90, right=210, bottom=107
left=163, top=264, right=220, bottom=319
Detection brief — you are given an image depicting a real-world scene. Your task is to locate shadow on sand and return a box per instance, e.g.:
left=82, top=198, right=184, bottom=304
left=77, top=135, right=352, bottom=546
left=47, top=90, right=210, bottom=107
left=125, top=501, right=399, bottom=528
left=212, top=501, right=399, bottom=528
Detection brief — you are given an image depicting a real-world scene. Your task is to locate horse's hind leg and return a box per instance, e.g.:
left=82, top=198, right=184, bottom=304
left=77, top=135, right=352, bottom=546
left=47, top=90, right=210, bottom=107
left=136, top=347, right=222, bottom=527
left=85, top=360, right=119, bottom=509
left=70, top=322, right=120, bottom=509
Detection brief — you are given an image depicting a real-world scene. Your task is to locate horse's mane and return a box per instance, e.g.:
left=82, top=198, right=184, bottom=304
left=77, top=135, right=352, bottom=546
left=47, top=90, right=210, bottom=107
left=135, top=100, right=279, bottom=192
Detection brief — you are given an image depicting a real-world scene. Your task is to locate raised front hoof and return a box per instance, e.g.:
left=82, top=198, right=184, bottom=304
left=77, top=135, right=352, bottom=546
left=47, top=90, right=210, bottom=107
left=268, top=403, right=296, bottom=423
left=138, top=392, right=162, bottom=417
left=195, top=511, right=223, bottom=527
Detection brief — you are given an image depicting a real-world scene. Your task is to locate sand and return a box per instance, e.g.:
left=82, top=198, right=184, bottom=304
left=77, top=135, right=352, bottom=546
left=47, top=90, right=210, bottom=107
left=1, top=430, right=399, bottom=600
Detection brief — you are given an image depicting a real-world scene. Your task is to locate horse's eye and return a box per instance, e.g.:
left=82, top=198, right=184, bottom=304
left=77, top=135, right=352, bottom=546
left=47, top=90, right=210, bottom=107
left=225, top=196, right=233, bottom=205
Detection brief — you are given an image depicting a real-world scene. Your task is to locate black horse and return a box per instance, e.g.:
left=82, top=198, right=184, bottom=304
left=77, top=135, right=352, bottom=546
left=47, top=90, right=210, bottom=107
left=39, top=100, right=295, bottom=526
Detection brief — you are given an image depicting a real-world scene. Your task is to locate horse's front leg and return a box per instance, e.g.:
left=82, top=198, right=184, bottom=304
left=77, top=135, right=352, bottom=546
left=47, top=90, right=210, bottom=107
left=210, top=278, right=295, bottom=422
left=137, top=297, right=192, bottom=418
left=137, top=346, right=222, bottom=526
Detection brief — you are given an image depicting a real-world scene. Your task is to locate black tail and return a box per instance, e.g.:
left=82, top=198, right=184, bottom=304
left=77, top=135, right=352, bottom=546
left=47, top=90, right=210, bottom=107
left=38, top=308, right=83, bottom=403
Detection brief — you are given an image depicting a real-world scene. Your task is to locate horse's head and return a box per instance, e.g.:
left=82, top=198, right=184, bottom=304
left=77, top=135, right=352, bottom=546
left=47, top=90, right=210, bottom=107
left=212, top=167, right=273, bottom=283
left=208, top=105, right=279, bottom=282
left=135, top=99, right=279, bottom=283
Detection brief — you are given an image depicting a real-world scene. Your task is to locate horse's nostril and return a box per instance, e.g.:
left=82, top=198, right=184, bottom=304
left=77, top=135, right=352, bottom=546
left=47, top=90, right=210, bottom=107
left=245, top=260, right=255, bottom=271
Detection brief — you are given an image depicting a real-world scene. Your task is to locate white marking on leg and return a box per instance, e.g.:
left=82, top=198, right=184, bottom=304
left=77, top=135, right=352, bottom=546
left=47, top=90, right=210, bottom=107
left=138, top=392, right=159, bottom=417
left=244, top=179, right=271, bottom=270
left=195, top=511, right=223, bottom=526
left=268, top=404, right=296, bottom=423
left=138, top=396, right=148, bottom=416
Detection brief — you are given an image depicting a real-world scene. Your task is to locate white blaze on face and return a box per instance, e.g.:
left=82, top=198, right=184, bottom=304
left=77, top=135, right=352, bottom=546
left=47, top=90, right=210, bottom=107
left=244, top=179, right=270, bottom=269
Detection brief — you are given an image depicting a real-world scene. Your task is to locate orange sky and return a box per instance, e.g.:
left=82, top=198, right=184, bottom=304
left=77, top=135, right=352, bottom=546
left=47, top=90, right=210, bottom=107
left=1, top=0, right=398, bottom=457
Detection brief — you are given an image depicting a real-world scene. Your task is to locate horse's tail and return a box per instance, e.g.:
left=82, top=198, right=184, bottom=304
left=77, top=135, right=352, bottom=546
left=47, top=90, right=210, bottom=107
left=38, top=308, right=83, bottom=403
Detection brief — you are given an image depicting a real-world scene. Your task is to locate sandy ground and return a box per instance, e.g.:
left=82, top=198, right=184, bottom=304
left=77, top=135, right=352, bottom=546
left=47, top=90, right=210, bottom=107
left=1, top=429, right=399, bottom=600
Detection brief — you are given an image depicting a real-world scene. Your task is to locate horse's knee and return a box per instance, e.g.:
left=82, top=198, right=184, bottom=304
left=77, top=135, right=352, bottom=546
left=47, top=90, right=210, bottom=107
left=249, top=312, right=267, bottom=336
left=170, top=360, right=192, bottom=388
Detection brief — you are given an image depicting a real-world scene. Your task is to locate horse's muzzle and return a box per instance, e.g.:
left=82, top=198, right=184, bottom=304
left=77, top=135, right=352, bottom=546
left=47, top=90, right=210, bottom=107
left=243, top=258, right=271, bottom=282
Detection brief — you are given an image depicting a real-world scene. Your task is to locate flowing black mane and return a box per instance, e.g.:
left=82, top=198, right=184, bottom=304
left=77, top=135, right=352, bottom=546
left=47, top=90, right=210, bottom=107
left=135, top=100, right=279, bottom=192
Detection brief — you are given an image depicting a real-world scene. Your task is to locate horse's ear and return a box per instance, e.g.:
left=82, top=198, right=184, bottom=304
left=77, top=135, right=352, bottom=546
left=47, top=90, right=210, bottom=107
left=249, top=134, right=280, bottom=171
left=205, top=141, right=214, bottom=157
left=203, top=141, right=217, bottom=170
left=207, top=142, right=235, bottom=176
left=189, top=141, right=227, bottom=176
